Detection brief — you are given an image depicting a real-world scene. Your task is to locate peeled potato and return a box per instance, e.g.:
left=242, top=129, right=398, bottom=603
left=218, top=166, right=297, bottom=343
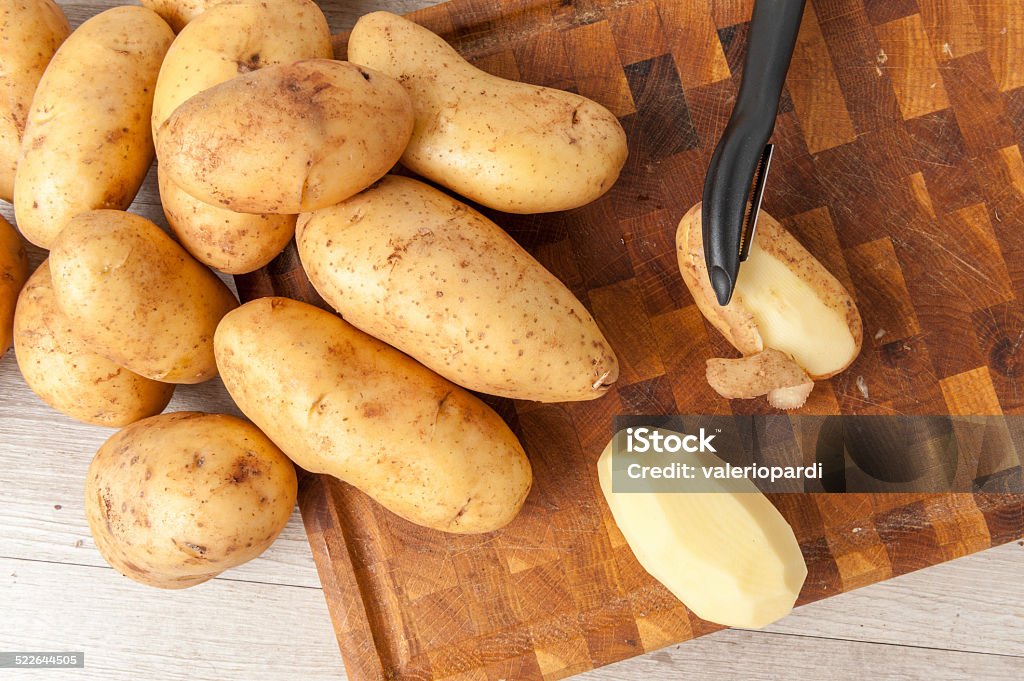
left=597, top=429, right=807, bottom=628
left=677, top=203, right=861, bottom=405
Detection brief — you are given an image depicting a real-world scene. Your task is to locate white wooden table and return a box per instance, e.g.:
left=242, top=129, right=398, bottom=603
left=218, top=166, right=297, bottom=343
left=1, top=2, right=1022, bottom=679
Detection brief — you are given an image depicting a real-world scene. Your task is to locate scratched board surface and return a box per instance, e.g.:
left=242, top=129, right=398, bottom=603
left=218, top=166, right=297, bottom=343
left=234, top=0, right=1024, bottom=679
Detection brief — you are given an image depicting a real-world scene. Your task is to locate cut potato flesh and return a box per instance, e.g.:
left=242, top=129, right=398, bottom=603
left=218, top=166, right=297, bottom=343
left=597, top=432, right=807, bottom=628
left=735, top=240, right=858, bottom=377
left=767, top=383, right=816, bottom=411
left=706, top=348, right=814, bottom=410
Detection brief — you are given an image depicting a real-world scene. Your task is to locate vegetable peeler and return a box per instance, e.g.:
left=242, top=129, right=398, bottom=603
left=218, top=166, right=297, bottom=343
left=702, top=0, right=806, bottom=305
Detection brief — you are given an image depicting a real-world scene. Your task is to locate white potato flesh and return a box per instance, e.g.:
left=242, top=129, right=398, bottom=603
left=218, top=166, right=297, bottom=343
left=597, top=432, right=807, bottom=628
left=735, top=240, right=858, bottom=378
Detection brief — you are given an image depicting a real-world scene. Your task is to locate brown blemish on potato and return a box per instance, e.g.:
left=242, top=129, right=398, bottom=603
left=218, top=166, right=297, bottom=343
left=228, top=453, right=263, bottom=484
left=452, top=497, right=473, bottom=523
left=173, top=537, right=209, bottom=561
left=237, top=53, right=261, bottom=73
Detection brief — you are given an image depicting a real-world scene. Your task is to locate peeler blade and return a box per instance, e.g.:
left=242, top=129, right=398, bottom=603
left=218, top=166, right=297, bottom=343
left=738, top=143, right=774, bottom=262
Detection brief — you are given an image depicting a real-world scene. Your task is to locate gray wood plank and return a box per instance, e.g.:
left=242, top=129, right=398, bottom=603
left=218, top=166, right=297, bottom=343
left=0, top=353, right=322, bottom=589
left=0, top=557, right=345, bottom=681
left=4, top=555, right=1022, bottom=681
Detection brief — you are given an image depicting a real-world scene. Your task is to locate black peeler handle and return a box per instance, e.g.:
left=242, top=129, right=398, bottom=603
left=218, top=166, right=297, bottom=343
left=702, top=0, right=806, bottom=305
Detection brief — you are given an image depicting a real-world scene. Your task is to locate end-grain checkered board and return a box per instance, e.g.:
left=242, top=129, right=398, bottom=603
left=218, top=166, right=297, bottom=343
left=234, top=0, right=1024, bottom=678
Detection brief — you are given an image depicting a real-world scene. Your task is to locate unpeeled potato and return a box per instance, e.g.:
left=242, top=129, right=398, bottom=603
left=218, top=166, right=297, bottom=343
left=151, top=0, right=331, bottom=273
left=14, top=261, right=174, bottom=427
left=215, top=297, right=532, bottom=534
left=157, top=168, right=297, bottom=275
left=156, top=60, right=413, bottom=214
left=13, top=6, right=173, bottom=248
left=49, top=210, right=238, bottom=384
left=0, top=0, right=70, bottom=202
left=348, top=11, right=628, bottom=214
left=0, top=215, right=30, bottom=355
left=85, top=411, right=297, bottom=589
left=151, top=0, right=332, bottom=133
left=140, top=0, right=219, bottom=32
left=296, top=175, right=619, bottom=402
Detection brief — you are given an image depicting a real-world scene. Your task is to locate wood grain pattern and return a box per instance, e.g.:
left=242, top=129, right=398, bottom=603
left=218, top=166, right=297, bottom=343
left=233, top=1, right=1024, bottom=679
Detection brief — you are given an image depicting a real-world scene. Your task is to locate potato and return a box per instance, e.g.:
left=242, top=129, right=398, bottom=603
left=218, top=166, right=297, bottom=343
left=156, top=60, right=414, bottom=214
left=49, top=210, right=238, bottom=384
left=598, top=429, right=807, bottom=628
left=151, top=0, right=331, bottom=133
left=348, top=11, right=628, bottom=214
left=0, top=0, right=70, bottom=202
left=677, top=203, right=861, bottom=387
left=296, top=175, right=619, bottom=402
left=1, top=215, right=30, bottom=355
left=150, top=0, right=330, bottom=273
left=13, top=6, right=173, bottom=249
left=140, top=0, right=219, bottom=33
left=214, top=297, right=532, bottom=534
left=158, top=167, right=297, bottom=275
left=85, top=411, right=297, bottom=589
left=14, top=261, right=174, bottom=426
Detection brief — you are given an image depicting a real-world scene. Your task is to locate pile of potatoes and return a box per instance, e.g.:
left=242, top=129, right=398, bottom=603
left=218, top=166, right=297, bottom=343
left=0, top=0, right=627, bottom=588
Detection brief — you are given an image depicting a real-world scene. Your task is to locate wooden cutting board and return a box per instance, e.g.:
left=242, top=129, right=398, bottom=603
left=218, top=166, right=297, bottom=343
left=235, top=0, right=1024, bottom=679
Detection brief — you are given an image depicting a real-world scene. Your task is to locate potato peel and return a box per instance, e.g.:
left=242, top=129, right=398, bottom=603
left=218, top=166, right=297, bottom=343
left=706, top=348, right=814, bottom=409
